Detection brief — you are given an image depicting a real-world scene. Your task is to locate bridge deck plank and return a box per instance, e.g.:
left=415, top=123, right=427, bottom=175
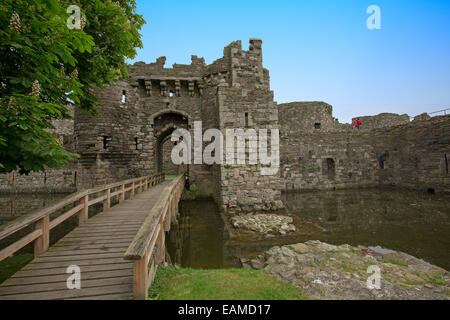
left=0, top=180, right=172, bottom=300
left=0, top=269, right=132, bottom=286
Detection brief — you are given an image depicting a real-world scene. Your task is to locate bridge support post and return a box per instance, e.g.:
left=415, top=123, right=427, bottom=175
left=120, top=184, right=125, bottom=202
left=78, top=195, right=89, bottom=225
left=157, top=227, right=165, bottom=264
left=103, top=189, right=111, bottom=210
left=34, top=216, right=49, bottom=257
left=133, top=251, right=149, bottom=300
left=164, top=207, right=171, bottom=232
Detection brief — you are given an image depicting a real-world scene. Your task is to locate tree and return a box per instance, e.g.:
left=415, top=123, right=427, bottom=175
left=0, top=0, right=145, bottom=174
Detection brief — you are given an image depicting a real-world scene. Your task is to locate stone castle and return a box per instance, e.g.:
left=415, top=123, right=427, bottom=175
left=1, top=39, right=449, bottom=214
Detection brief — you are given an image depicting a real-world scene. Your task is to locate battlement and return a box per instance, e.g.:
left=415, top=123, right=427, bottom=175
left=128, top=54, right=206, bottom=79
left=125, top=39, right=270, bottom=99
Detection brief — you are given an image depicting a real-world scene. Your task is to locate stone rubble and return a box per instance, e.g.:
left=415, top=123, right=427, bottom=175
left=231, top=214, right=296, bottom=235
left=241, top=240, right=449, bottom=300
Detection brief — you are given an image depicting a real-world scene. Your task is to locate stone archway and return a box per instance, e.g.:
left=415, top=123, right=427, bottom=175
left=152, top=112, right=189, bottom=174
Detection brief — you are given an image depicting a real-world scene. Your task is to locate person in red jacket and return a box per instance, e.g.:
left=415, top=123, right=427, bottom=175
left=356, top=118, right=361, bottom=130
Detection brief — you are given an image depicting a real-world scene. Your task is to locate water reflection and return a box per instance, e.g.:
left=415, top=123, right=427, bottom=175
left=167, top=200, right=224, bottom=269
left=168, top=189, right=450, bottom=271
left=0, top=194, right=68, bottom=226
left=282, top=189, right=450, bottom=270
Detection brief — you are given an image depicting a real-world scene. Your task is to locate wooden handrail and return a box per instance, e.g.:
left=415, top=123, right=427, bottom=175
left=0, top=173, right=165, bottom=263
left=124, top=174, right=185, bottom=300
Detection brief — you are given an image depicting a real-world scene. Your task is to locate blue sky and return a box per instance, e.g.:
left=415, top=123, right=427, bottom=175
left=130, top=0, right=450, bottom=123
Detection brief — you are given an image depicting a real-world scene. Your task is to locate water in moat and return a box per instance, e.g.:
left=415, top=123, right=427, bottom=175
left=167, top=188, right=450, bottom=271
left=1, top=189, right=448, bottom=270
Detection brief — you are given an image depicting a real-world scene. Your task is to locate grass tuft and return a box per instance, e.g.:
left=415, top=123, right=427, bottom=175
left=165, top=174, right=180, bottom=179
left=0, top=254, right=34, bottom=284
left=149, top=265, right=308, bottom=300
left=383, top=258, right=408, bottom=267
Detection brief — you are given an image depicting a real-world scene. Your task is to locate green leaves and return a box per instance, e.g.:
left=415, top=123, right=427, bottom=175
left=0, top=0, right=145, bottom=175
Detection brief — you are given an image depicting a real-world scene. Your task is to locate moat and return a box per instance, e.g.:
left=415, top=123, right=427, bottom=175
left=1, top=188, right=449, bottom=271
left=167, top=189, right=450, bottom=271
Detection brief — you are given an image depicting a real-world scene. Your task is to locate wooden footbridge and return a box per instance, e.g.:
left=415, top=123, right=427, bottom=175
left=0, top=174, right=185, bottom=300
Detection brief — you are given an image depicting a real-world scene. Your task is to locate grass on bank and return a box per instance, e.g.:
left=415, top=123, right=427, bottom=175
left=165, top=174, right=180, bottom=180
left=0, top=254, right=33, bottom=284
left=148, top=265, right=308, bottom=300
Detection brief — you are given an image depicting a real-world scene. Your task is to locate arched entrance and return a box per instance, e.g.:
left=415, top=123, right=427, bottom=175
left=152, top=111, right=189, bottom=174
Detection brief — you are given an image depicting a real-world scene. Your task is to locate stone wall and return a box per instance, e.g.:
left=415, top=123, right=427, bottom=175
left=279, top=102, right=342, bottom=133
left=280, top=112, right=450, bottom=193
left=352, top=113, right=410, bottom=130
left=378, top=115, right=450, bottom=192
left=214, top=39, right=283, bottom=214
left=74, top=55, right=205, bottom=188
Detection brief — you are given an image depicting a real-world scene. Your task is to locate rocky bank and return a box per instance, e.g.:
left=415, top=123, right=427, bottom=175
left=241, top=240, right=449, bottom=300
left=231, top=214, right=296, bottom=236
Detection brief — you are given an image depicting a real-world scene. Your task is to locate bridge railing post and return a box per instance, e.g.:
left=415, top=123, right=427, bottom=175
left=78, top=195, right=89, bottom=226
left=120, top=184, right=125, bottom=202
left=34, top=216, right=49, bottom=257
left=156, top=219, right=165, bottom=264
left=133, top=251, right=149, bottom=300
left=104, top=188, right=111, bottom=210
left=131, top=182, right=135, bottom=197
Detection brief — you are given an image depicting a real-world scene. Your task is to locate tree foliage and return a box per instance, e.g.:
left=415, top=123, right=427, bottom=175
left=0, top=0, right=145, bottom=174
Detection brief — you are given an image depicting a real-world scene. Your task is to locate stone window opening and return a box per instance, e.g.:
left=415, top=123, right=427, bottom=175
left=102, top=136, right=109, bottom=150
left=445, top=154, right=449, bottom=174
left=428, top=188, right=435, bottom=194
left=137, top=79, right=146, bottom=95
left=134, top=137, right=139, bottom=150
left=169, top=91, right=174, bottom=98
left=323, top=158, right=336, bottom=179
left=121, top=90, right=127, bottom=103
left=245, top=112, right=249, bottom=128
left=379, top=152, right=389, bottom=169
left=314, top=123, right=321, bottom=129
